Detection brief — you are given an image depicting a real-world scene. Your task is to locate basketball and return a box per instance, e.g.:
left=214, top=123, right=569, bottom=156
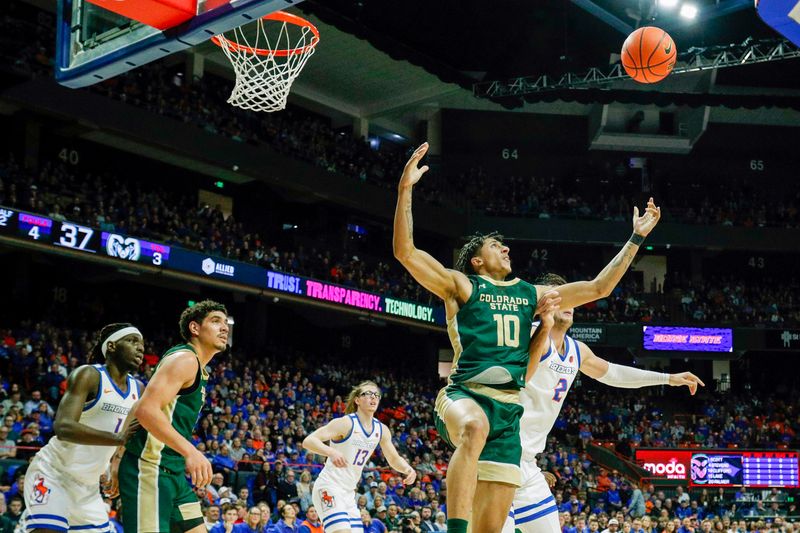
left=621, top=26, right=677, bottom=83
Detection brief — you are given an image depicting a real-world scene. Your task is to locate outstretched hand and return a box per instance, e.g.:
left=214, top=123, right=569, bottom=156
left=398, top=143, right=430, bottom=189
left=669, top=372, right=705, bottom=395
left=632, top=197, right=662, bottom=237
left=536, top=290, right=561, bottom=329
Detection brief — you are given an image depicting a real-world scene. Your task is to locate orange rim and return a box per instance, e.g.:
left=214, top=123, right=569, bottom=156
left=211, top=11, right=320, bottom=57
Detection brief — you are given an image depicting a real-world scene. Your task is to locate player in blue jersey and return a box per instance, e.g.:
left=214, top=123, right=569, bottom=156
left=503, top=274, right=704, bottom=533
left=22, top=323, right=145, bottom=533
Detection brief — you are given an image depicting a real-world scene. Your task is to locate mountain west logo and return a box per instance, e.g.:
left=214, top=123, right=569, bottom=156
left=106, top=234, right=141, bottom=261
left=201, top=258, right=235, bottom=277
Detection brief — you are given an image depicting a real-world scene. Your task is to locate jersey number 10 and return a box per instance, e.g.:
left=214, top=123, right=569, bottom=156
left=493, top=314, right=520, bottom=348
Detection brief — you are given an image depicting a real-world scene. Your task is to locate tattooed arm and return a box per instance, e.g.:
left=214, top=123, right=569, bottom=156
left=537, top=198, right=661, bottom=309
left=393, top=143, right=471, bottom=305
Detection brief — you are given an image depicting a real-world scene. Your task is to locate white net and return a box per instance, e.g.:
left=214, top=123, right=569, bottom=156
left=213, top=12, right=319, bottom=113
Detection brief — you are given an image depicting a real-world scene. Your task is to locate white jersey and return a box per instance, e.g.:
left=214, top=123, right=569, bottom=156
left=36, top=364, right=141, bottom=484
left=520, top=334, right=581, bottom=461
left=316, top=413, right=383, bottom=491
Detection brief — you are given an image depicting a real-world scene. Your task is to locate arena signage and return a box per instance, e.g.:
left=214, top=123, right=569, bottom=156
left=766, top=329, right=800, bottom=350
left=635, top=449, right=692, bottom=480
left=635, top=449, right=800, bottom=488
left=642, top=326, right=733, bottom=352
left=0, top=205, right=445, bottom=327
left=569, top=324, right=606, bottom=344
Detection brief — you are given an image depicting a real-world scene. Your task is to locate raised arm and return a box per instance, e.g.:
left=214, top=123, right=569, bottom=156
left=536, top=198, right=661, bottom=309
left=130, top=352, right=212, bottom=487
left=578, top=340, right=705, bottom=394
left=379, top=423, right=416, bottom=485
left=393, top=142, right=471, bottom=303
left=54, top=365, right=126, bottom=446
left=526, top=292, right=560, bottom=382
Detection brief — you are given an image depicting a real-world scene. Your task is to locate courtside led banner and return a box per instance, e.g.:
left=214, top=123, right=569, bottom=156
left=0, top=205, right=445, bottom=327
left=642, top=326, right=733, bottom=352
left=635, top=449, right=800, bottom=488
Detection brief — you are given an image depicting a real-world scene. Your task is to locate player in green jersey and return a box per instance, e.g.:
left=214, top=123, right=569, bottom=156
left=116, top=300, right=229, bottom=533
left=393, top=143, right=661, bottom=533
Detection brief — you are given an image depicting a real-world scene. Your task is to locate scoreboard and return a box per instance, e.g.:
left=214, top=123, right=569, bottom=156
left=0, top=207, right=169, bottom=265
left=0, top=205, right=445, bottom=327
left=636, top=448, right=800, bottom=488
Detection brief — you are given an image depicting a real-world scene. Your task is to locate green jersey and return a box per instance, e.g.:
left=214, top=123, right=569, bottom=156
left=126, top=343, right=208, bottom=474
left=447, top=275, right=538, bottom=389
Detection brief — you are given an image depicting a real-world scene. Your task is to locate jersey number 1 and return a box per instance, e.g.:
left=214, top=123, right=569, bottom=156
left=493, top=314, right=520, bottom=348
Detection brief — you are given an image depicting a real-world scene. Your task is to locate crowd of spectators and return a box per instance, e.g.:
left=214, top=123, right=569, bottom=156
left=0, top=153, right=433, bottom=305
left=1, top=319, right=800, bottom=533
left=3, top=151, right=800, bottom=326
left=2, top=2, right=800, bottom=231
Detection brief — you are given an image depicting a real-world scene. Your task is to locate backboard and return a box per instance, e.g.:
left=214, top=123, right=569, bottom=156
left=56, top=0, right=304, bottom=88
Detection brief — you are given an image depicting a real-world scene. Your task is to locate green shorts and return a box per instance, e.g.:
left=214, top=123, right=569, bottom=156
left=119, top=452, right=204, bottom=533
left=434, top=382, right=524, bottom=486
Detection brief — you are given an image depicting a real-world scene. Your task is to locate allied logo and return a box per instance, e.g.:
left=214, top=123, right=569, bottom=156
left=30, top=473, right=51, bottom=505
left=106, top=234, right=141, bottom=261
left=201, top=258, right=235, bottom=277
left=320, top=490, right=335, bottom=509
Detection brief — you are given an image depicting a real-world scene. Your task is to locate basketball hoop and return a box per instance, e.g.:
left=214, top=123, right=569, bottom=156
left=211, top=11, right=319, bottom=113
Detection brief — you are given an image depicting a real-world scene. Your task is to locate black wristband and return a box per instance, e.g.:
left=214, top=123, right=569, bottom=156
left=629, top=232, right=646, bottom=246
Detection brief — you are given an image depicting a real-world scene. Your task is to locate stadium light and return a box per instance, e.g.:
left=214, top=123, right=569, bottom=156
left=680, top=3, right=698, bottom=18
left=658, top=0, right=679, bottom=9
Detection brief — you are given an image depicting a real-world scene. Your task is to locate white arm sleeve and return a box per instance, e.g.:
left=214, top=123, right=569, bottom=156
left=596, top=362, right=670, bottom=388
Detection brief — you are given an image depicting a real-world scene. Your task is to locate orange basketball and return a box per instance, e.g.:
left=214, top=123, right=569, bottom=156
left=621, top=26, right=677, bottom=83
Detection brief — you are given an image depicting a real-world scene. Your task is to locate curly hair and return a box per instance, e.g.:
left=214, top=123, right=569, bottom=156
left=178, top=300, right=228, bottom=341
left=534, top=273, right=568, bottom=287
left=454, top=231, right=504, bottom=274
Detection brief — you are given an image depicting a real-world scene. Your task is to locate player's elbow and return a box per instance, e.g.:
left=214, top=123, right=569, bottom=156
left=392, top=241, right=413, bottom=263
left=301, top=435, right=312, bottom=451
left=592, top=279, right=613, bottom=299
left=53, top=419, right=72, bottom=440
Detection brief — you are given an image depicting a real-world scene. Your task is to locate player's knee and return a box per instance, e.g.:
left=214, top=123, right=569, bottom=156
left=460, top=416, right=489, bottom=447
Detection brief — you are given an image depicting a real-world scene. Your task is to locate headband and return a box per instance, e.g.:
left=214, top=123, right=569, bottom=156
left=101, top=327, right=142, bottom=358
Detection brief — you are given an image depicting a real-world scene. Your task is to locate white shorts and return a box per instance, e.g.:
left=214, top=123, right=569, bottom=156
left=502, top=460, right=560, bottom=533
left=311, top=483, right=363, bottom=532
left=22, top=456, right=113, bottom=533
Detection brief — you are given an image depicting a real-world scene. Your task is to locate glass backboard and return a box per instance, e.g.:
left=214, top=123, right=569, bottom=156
left=56, top=0, right=300, bottom=88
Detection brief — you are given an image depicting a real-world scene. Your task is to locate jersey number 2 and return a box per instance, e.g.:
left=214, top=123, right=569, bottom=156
left=552, top=379, right=568, bottom=402
left=353, top=449, right=369, bottom=466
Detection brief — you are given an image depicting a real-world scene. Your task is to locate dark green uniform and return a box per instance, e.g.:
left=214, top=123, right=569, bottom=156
left=434, top=275, right=538, bottom=486
left=120, top=344, right=208, bottom=533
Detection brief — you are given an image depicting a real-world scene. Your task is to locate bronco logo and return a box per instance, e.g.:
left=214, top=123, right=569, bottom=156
left=320, top=490, right=335, bottom=509
left=31, top=474, right=51, bottom=505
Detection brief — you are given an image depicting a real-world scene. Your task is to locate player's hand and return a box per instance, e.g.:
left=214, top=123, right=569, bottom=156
left=536, top=290, right=561, bottom=329
left=543, top=471, right=557, bottom=488
left=330, top=449, right=348, bottom=468
left=398, top=143, right=430, bottom=189
left=185, top=448, right=213, bottom=488
left=104, top=453, right=123, bottom=498
left=402, top=467, right=417, bottom=485
left=115, top=419, right=141, bottom=445
left=669, top=372, right=705, bottom=395
left=632, top=197, right=661, bottom=237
